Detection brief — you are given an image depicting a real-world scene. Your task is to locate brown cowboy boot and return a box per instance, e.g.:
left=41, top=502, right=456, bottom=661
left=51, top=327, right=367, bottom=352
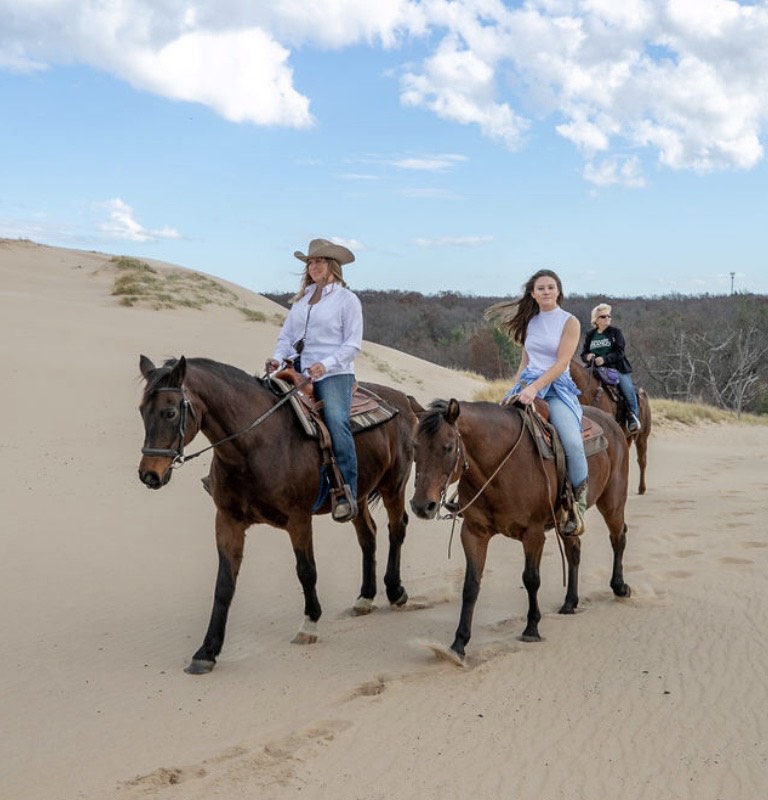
left=562, top=480, right=588, bottom=536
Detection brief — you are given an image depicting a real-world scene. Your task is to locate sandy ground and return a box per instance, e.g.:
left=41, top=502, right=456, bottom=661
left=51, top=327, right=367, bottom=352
left=2, top=239, right=767, bottom=800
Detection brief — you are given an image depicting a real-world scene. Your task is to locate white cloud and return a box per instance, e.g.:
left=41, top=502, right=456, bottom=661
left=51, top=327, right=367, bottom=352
left=583, top=156, right=645, bottom=188
left=99, top=199, right=180, bottom=243
left=392, top=154, right=467, bottom=171
left=414, top=235, right=493, bottom=247
left=2, top=0, right=768, bottom=178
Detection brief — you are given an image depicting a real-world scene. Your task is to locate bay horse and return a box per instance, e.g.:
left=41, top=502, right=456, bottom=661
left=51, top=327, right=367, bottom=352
left=409, top=397, right=631, bottom=662
left=138, top=355, right=417, bottom=674
left=570, top=358, right=651, bottom=494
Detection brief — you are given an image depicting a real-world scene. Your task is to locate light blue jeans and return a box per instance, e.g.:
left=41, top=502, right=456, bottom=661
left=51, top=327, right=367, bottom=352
left=546, top=390, right=589, bottom=488
left=617, top=372, right=640, bottom=417
left=313, top=374, right=357, bottom=497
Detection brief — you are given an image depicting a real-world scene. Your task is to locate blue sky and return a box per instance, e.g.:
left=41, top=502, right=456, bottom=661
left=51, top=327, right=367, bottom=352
left=2, top=0, right=767, bottom=298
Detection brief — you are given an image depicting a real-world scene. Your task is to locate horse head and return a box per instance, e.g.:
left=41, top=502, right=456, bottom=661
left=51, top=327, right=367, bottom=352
left=138, top=355, right=200, bottom=489
left=410, top=398, right=465, bottom=520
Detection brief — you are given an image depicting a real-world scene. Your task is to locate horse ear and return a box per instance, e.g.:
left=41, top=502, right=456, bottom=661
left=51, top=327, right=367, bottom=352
left=139, top=354, right=155, bottom=378
left=168, top=356, right=187, bottom=387
left=407, top=395, right=425, bottom=414
left=446, top=398, right=461, bottom=424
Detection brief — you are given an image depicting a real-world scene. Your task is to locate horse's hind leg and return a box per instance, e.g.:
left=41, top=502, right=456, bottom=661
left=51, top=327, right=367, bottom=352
left=186, top=511, right=245, bottom=675
left=609, top=521, right=631, bottom=598
left=381, top=488, right=409, bottom=607
left=289, top=519, right=322, bottom=644
left=521, top=533, right=545, bottom=640
left=351, top=500, right=378, bottom=615
left=635, top=432, right=648, bottom=495
left=558, top=535, right=581, bottom=615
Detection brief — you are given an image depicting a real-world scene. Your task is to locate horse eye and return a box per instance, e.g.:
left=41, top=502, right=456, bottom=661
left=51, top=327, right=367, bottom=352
left=442, top=443, right=453, bottom=455
left=163, top=407, right=179, bottom=421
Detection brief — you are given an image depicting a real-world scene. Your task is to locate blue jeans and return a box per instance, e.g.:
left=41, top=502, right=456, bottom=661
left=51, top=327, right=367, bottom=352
left=546, top=391, right=589, bottom=488
left=313, top=374, right=357, bottom=497
left=617, top=372, right=640, bottom=417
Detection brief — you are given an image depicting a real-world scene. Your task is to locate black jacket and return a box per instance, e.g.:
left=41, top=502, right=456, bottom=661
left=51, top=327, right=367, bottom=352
left=580, top=325, right=633, bottom=373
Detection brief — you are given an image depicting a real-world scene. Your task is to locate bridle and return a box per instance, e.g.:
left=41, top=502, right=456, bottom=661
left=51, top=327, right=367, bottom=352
left=141, top=386, right=197, bottom=465
left=141, top=375, right=310, bottom=469
left=434, top=427, right=469, bottom=520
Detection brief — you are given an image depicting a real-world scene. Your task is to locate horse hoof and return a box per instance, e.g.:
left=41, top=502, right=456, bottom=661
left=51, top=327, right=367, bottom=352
left=426, top=641, right=467, bottom=668
left=391, top=588, right=408, bottom=608
left=558, top=605, right=577, bottom=615
left=352, top=597, right=375, bottom=616
left=520, top=633, right=543, bottom=643
left=184, top=659, right=215, bottom=675
left=291, top=632, right=318, bottom=645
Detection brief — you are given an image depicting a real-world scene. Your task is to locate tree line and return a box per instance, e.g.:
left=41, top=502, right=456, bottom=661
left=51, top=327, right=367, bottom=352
left=265, top=290, right=768, bottom=417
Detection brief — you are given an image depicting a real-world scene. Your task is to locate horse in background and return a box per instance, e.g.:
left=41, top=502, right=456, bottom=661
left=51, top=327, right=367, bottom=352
left=409, top=397, right=631, bottom=663
left=138, top=355, right=417, bottom=674
left=570, top=358, right=651, bottom=495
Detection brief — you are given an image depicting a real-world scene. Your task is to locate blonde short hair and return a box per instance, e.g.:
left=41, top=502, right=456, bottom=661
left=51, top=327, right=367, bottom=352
left=591, top=303, right=612, bottom=326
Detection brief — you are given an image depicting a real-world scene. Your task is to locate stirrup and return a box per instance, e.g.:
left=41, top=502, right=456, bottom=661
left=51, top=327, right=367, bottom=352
left=331, top=484, right=358, bottom=523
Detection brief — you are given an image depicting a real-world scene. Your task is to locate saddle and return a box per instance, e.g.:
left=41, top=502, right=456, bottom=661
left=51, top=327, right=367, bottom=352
left=267, top=365, right=400, bottom=517
left=502, top=395, right=608, bottom=523
left=270, top=365, right=399, bottom=438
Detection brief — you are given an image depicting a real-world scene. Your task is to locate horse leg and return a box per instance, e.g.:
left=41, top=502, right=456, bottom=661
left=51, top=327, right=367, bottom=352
left=450, top=525, right=490, bottom=660
left=382, top=489, right=409, bottom=608
left=558, top=535, right=581, bottom=615
left=351, top=500, right=378, bottom=616
left=596, top=495, right=632, bottom=599
left=185, top=511, right=245, bottom=675
left=289, top=519, right=322, bottom=644
left=609, top=522, right=631, bottom=598
left=635, top=430, right=648, bottom=495
left=520, top=533, right=545, bottom=641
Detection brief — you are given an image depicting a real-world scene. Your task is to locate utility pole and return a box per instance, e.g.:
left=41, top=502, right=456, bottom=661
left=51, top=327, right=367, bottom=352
left=730, top=272, right=735, bottom=295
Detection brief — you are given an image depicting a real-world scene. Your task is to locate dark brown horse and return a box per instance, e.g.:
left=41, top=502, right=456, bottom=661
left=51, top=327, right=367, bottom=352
left=570, top=358, right=651, bottom=494
left=409, top=398, right=631, bottom=662
left=138, top=355, right=417, bottom=674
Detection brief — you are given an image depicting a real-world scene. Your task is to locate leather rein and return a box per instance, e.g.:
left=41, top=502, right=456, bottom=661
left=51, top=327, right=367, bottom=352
left=141, top=376, right=310, bottom=468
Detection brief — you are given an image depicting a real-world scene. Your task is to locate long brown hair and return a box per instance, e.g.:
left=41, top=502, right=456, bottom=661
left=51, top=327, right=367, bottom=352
left=484, top=269, right=564, bottom=344
left=291, top=258, right=347, bottom=303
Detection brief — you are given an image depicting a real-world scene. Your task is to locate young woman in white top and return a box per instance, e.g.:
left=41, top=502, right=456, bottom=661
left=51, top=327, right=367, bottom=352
left=265, top=238, right=362, bottom=523
left=488, top=269, right=589, bottom=535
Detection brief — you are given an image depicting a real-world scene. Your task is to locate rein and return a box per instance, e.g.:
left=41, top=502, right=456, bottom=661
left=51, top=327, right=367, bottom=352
left=141, top=376, right=311, bottom=468
left=443, top=404, right=568, bottom=585
left=442, top=411, right=528, bottom=558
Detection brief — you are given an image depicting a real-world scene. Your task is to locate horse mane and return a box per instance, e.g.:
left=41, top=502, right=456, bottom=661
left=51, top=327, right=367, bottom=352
left=418, top=399, right=451, bottom=437
left=143, top=357, right=261, bottom=396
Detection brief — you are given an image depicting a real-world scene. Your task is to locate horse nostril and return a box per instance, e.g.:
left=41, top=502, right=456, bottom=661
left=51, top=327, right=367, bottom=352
left=139, top=470, right=162, bottom=490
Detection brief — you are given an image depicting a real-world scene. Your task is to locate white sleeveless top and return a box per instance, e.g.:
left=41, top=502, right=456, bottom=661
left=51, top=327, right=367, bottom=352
left=525, top=306, right=573, bottom=373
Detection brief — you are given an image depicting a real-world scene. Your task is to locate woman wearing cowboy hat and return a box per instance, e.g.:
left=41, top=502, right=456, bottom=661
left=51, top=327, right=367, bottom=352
left=265, top=238, right=362, bottom=523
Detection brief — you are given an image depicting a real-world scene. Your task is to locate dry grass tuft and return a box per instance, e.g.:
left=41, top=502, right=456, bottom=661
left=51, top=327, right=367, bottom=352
left=109, top=256, right=266, bottom=322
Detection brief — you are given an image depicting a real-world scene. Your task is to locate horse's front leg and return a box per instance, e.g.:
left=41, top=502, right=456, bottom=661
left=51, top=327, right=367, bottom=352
left=289, top=519, right=321, bottom=644
left=186, top=511, right=245, bottom=674
left=450, top=524, right=490, bottom=660
left=520, top=531, right=545, bottom=641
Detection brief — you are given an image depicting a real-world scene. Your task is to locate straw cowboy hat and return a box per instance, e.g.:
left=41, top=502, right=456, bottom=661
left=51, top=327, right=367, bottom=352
left=294, top=238, right=355, bottom=266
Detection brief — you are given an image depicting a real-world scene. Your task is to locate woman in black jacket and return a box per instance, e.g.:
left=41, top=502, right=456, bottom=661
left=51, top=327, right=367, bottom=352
left=580, top=302, right=641, bottom=432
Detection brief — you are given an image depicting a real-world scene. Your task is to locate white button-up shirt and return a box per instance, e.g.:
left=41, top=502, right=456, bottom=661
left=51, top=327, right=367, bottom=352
left=273, top=282, right=363, bottom=378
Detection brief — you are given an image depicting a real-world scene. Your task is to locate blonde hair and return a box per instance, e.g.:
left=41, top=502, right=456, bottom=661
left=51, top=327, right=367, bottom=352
left=291, top=258, right=347, bottom=303
left=591, top=302, right=612, bottom=327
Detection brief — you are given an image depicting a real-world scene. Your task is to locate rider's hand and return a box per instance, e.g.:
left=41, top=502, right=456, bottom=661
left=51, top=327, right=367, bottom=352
left=265, top=358, right=280, bottom=374
left=306, top=362, right=326, bottom=381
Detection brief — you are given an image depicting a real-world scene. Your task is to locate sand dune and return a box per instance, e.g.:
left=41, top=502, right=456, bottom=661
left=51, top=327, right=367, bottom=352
left=2, top=239, right=767, bottom=800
